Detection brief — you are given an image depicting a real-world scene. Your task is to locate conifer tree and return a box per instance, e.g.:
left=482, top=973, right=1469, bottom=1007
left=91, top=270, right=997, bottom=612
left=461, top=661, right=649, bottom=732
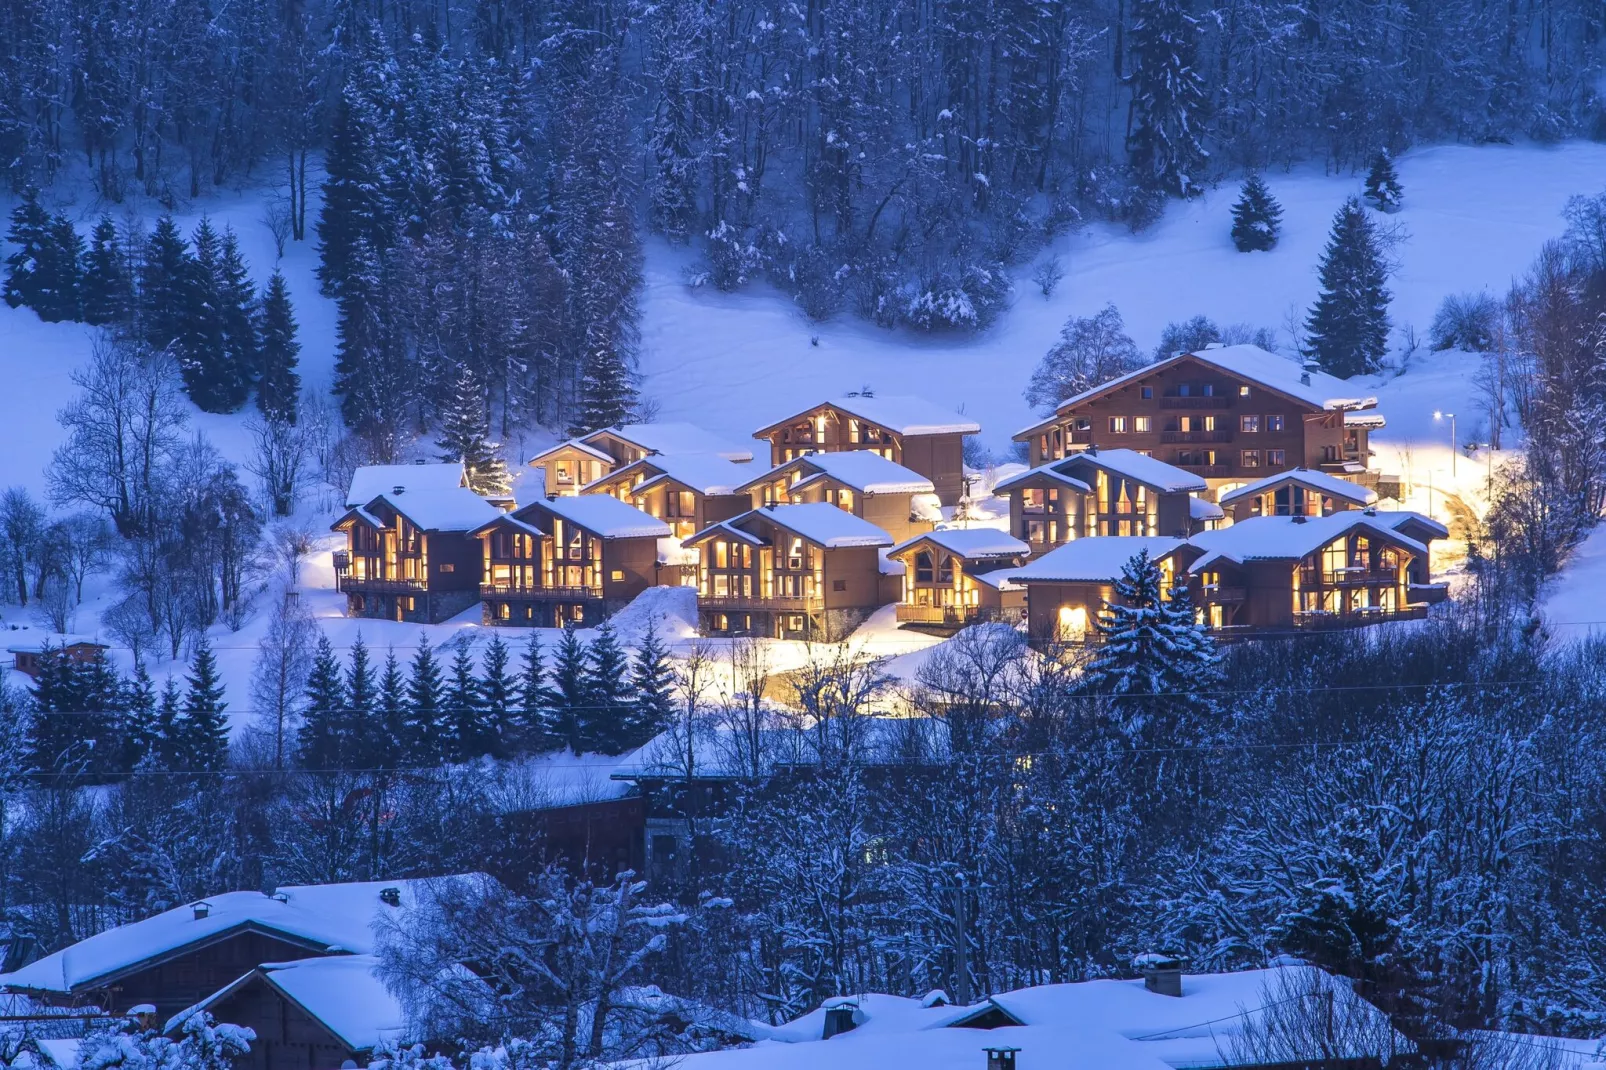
left=28, top=645, right=119, bottom=777
left=82, top=215, right=134, bottom=326
left=217, top=227, right=259, bottom=396
left=1306, top=197, right=1391, bottom=378
left=444, top=644, right=485, bottom=760
left=1230, top=174, right=1282, bottom=252
left=1127, top=0, right=1209, bottom=198
left=39, top=213, right=85, bottom=322
left=405, top=640, right=448, bottom=761
left=120, top=662, right=159, bottom=771
left=569, top=345, right=637, bottom=436
left=256, top=271, right=302, bottom=422
left=551, top=625, right=592, bottom=753
left=626, top=620, right=677, bottom=748
left=179, top=640, right=230, bottom=773
left=299, top=635, right=346, bottom=770
left=479, top=634, right=516, bottom=758
left=317, top=81, right=392, bottom=299
left=141, top=215, right=192, bottom=353
left=333, top=236, right=408, bottom=441
left=516, top=634, right=558, bottom=752
left=376, top=650, right=408, bottom=771
left=582, top=621, right=635, bottom=754
left=1082, top=550, right=1219, bottom=705
left=177, top=218, right=249, bottom=413
left=155, top=676, right=185, bottom=770
left=2, top=187, right=50, bottom=311
left=1363, top=151, right=1403, bottom=211
left=344, top=635, right=377, bottom=763
left=437, top=365, right=511, bottom=497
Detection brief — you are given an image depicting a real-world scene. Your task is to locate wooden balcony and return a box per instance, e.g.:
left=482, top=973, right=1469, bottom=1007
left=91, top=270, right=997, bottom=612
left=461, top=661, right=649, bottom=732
left=1293, top=605, right=1429, bottom=629
left=1176, top=464, right=1236, bottom=478
left=1201, top=585, right=1246, bottom=604
left=1161, top=430, right=1234, bottom=444
left=1159, top=396, right=1231, bottom=410
left=337, top=575, right=426, bottom=594
left=481, top=584, right=603, bottom=601
left=1068, top=430, right=1093, bottom=445
left=896, top=604, right=975, bottom=625
left=700, top=594, right=814, bottom=613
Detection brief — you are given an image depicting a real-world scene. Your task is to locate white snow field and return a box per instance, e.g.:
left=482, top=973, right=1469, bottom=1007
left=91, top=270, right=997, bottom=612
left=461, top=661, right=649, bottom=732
left=2, top=139, right=1603, bottom=722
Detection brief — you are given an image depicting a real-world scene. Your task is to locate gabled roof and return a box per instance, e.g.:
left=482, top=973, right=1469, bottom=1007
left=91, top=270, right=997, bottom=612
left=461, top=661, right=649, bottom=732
left=741, top=451, right=937, bottom=495
left=524, top=494, right=672, bottom=540
left=682, top=519, right=766, bottom=549
left=1048, top=345, right=1378, bottom=417
left=1190, top=497, right=1225, bottom=522
left=170, top=955, right=409, bottom=1054
left=1059, top=449, right=1209, bottom=493
left=889, top=528, right=1030, bottom=561
left=0, top=879, right=455, bottom=995
left=1186, top=511, right=1434, bottom=572
left=1008, top=537, right=1191, bottom=584
left=992, top=462, right=1094, bottom=496
left=4, top=634, right=108, bottom=655
left=359, top=488, right=503, bottom=534
left=588, top=454, right=752, bottom=497
left=526, top=438, right=615, bottom=467
left=754, top=395, right=981, bottom=438
left=718, top=503, right=895, bottom=549
left=346, top=463, right=467, bottom=508
left=595, top=422, right=755, bottom=462
left=1217, top=467, right=1379, bottom=508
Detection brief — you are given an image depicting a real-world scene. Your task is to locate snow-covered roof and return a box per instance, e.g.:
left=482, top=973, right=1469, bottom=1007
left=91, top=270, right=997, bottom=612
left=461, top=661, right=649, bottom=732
left=992, top=462, right=1095, bottom=496
left=1217, top=468, right=1379, bottom=507
left=756, top=396, right=981, bottom=438
left=0, top=879, right=458, bottom=994
left=614, top=716, right=950, bottom=781
left=593, top=454, right=752, bottom=496
left=890, top=528, right=1030, bottom=560
left=1060, top=449, right=1209, bottom=493
left=748, top=452, right=937, bottom=495
left=1344, top=411, right=1388, bottom=428
left=740, top=503, right=895, bottom=549
left=527, top=437, right=617, bottom=467
left=1187, top=512, right=1434, bottom=572
left=1190, top=497, right=1225, bottom=522
left=4, top=633, right=107, bottom=654
left=530, top=494, right=673, bottom=540
left=346, top=463, right=466, bottom=507
left=1047, top=345, right=1379, bottom=417
left=1009, top=537, right=1190, bottom=584
left=365, top=488, right=504, bottom=533
left=597, top=422, right=754, bottom=462
left=168, top=954, right=408, bottom=1054
left=968, top=567, right=1022, bottom=592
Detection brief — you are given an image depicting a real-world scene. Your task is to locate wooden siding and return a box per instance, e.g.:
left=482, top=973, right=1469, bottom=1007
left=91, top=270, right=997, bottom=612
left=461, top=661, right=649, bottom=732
left=757, top=403, right=969, bottom=505
left=199, top=973, right=356, bottom=1070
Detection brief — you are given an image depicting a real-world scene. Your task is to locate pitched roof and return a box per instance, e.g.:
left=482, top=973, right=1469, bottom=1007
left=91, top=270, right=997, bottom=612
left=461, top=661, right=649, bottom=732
left=1217, top=467, right=1379, bottom=507
left=755, top=395, right=981, bottom=437
left=890, top=528, right=1030, bottom=560
left=529, top=494, right=673, bottom=539
left=0, top=879, right=453, bottom=995
left=992, top=462, right=1094, bottom=496
left=1186, top=512, right=1433, bottom=572
left=526, top=438, right=615, bottom=467
left=1190, top=496, right=1225, bottom=521
left=1042, top=344, right=1379, bottom=421
left=367, top=488, right=503, bottom=533
left=745, top=451, right=937, bottom=495
left=1059, top=448, right=1209, bottom=493
left=598, top=422, right=755, bottom=462
left=4, top=634, right=108, bottom=655
left=1008, top=536, right=1191, bottom=584
left=346, top=463, right=467, bottom=507
left=591, top=454, right=752, bottom=496
left=735, top=503, right=895, bottom=549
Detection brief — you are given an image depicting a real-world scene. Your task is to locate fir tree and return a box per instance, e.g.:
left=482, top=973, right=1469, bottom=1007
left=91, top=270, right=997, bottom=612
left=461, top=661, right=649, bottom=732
left=120, top=663, right=159, bottom=771
left=179, top=640, right=230, bottom=773
left=1126, top=0, right=1209, bottom=198
left=1230, top=174, right=1283, bottom=252
left=256, top=271, right=302, bottom=422
left=551, top=625, right=592, bottom=753
left=405, top=640, right=448, bottom=761
left=444, top=644, right=485, bottom=760
left=516, top=634, right=558, bottom=752
left=2, top=187, right=50, bottom=311
left=582, top=621, right=634, bottom=754
left=344, top=635, right=378, bottom=763
left=216, top=227, right=260, bottom=397
left=141, top=215, right=193, bottom=353
left=28, top=644, right=119, bottom=778
left=82, top=215, right=134, bottom=326
left=1363, top=151, right=1403, bottom=211
left=39, top=213, right=85, bottom=322
left=626, top=619, right=677, bottom=748
left=1306, top=197, right=1391, bottom=378
left=317, top=80, right=392, bottom=299
left=1082, top=550, right=1220, bottom=709
left=177, top=218, right=249, bottom=413
left=333, top=236, right=408, bottom=442
left=479, top=634, right=516, bottom=758
left=376, top=650, right=408, bottom=771
left=154, top=677, right=185, bottom=770
left=299, top=635, right=347, bottom=770
left=437, top=365, right=511, bottom=497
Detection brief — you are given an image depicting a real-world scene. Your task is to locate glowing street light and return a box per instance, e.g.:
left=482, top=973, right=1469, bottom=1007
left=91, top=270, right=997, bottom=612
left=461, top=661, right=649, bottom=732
left=1434, top=410, right=1456, bottom=479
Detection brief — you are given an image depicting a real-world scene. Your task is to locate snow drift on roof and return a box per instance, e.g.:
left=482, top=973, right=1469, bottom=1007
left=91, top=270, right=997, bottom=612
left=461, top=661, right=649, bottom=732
left=756, top=395, right=981, bottom=437
left=1187, top=511, right=1432, bottom=570
left=256, top=955, right=408, bottom=1052
left=1050, top=344, right=1379, bottom=415
left=745, top=502, right=894, bottom=548
left=1060, top=449, right=1209, bottom=493
left=599, top=454, right=752, bottom=496
left=3, top=633, right=107, bottom=654
left=1216, top=467, right=1379, bottom=507
left=1344, top=411, right=1387, bottom=428
left=526, top=437, right=615, bottom=466
left=347, top=463, right=465, bottom=507
left=1009, top=536, right=1189, bottom=584
left=602, top=422, right=754, bottom=461
left=991, top=462, right=1094, bottom=496
left=0, top=879, right=467, bottom=994
left=891, top=528, right=1029, bottom=559
left=535, top=494, right=673, bottom=539
left=368, top=488, right=503, bottom=533
left=1190, top=497, right=1225, bottom=521
left=760, top=451, right=936, bottom=494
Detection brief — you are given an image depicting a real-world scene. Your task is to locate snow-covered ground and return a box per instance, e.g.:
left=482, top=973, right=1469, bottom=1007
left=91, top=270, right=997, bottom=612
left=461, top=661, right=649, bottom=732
left=5, top=139, right=1602, bottom=720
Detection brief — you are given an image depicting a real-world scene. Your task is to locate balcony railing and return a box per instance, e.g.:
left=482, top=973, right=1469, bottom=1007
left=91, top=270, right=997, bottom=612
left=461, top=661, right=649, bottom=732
left=1201, top=585, right=1246, bottom=604
left=337, top=575, right=427, bottom=594
left=1176, top=464, right=1236, bottom=478
left=1293, top=605, right=1429, bottom=629
left=481, top=584, right=603, bottom=601
left=896, top=604, right=978, bottom=624
left=1159, top=396, right=1231, bottom=410
left=1068, top=430, right=1093, bottom=445
left=700, top=594, right=814, bottom=612
left=1161, top=430, right=1234, bottom=444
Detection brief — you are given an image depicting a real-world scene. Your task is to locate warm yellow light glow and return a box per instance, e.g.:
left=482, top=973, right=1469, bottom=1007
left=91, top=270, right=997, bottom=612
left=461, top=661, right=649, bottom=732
left=1057, top=605, right=1088, bottom=641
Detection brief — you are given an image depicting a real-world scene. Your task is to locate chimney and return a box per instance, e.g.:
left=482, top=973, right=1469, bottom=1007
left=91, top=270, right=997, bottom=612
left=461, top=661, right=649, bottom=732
left=192, top=901, right=211, bottom=920
left=985, top=1047, right=1020, bottom=1070
left=379, top=886, right=402, bottom=907
left=821, top=999, right=858, bottom=1039
left=1291, top=514, right=1307, bottom=524
left=1134, top=953, right=1187, bottom=997
left=1300, top=371, right=1311, bottom=386
left=392, top=485, right=406, bottom=495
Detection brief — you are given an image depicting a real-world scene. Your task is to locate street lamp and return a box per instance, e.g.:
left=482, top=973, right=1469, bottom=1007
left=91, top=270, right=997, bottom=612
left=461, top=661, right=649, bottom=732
left=1434, top=411, right=1456, bottom=479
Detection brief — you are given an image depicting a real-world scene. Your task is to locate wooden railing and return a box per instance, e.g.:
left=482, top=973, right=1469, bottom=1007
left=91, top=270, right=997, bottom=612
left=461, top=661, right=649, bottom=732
left=700, top=595, right=814, bottom=612
left=1201, top=585, right=1246, bottom=604
left=1293, top=605, right=1428, bottom=629
left=1159, top=396, right=1231, bottom=409
left=481, top=584, right=603, bottom=600
left=1177, top=464, right=1236, bottom=478
left=896, top=604, right=975, bottom=624
left=1161, top=430, right=1234, bottom=443
left=337, top=575, right=426, bottom=594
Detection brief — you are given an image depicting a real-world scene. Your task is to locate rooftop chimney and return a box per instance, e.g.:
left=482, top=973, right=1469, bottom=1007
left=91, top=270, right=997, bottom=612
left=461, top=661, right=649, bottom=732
left=192, top=901, right=211, bottom=920
left=985, top=1047, right=1020, bottom=1070
left=822, top=998, right=859, bottom=1039
left=1291, top=514, right=1307, bottom=524
left=379, top=886, right=402, bottom=907
left=1134, top=953, right=1187, bottom=997
left=392, top=485, right=406, bottom=495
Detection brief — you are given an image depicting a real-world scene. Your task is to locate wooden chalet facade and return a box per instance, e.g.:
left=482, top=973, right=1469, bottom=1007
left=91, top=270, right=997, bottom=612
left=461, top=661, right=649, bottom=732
left=735, top=450, right=939, bottom=544
left=994, top=448, right=1216, bottom=557
left=1217, top=467, right=1379, bottom=523
left=472, top=494, right=671, bottom=626
left=1011, top=537, right=1195, bottom=642
left=887, top=529, right=1030, bottom=629
left=583, top=454, right=752, bottom=541
left=1015, top=344, right=1384, bottom=490
left=332, top=489, right=501, bottom=624
left=345, top=461, right=512, bottom=511
left=753, top=395, right=980, bottom=506
left=685, top=503, right=896, bottom=640
left=528, top=423, right=754, bottom=496
left=6, top=638, right=110, bottom=679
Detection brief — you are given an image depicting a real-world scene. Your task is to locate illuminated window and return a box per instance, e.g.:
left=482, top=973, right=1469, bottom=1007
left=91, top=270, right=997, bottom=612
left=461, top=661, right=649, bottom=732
left=1239, top=385, right=1251, bottom=397
left=1241, top=415, right=1260, bottom=432
left=1134, top=416, right=1152, bottom=433
left=1056, top=605, right=1088, bottom=641
left=1268, top=415, right=1285, bottom=432
left=1109, top=416, right=1127, bottom=433
left=1241, top=450, right=1261, bottom=468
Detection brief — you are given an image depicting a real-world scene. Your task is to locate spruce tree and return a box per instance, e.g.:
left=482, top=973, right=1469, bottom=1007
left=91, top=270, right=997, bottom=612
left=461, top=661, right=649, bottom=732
left=344, top=635, right=378, bottom=764
left=2, top=187, right=50, bottom=311
left=1230, top=174, right=1282, bottom=252
left=376, top=650, right=408, bottom=771
left=256, top=271, right=302, bottom=422
left=333, top=236, right=407, bottom=439
left=82, top=215, right=134, bottom=326
left=551, top=625, right=592, bottom=753
left=1083, top=549, right=1219, bottom=703
left=569, top=346, right=636, bottom=436
left=437, top=365, right=511, bottom=497
left=444, top=644, right=485, bottom=760
left=317, top=80, right=392, bottom=299
left=516, top=634, right=558, bottom=752
left=1306, top=197, right=1391, bottom=378
left=39, top=213, right=85, bottom=322
left=1363, top=151, right=1403, bottom=211
left=179, top=640, right=230, bottom=773
left=120, top=663, right=159, bottom=771
left=217, top=227, right=260, bottom=398
left=154, top=676, right=185, bottom=771
left=1126, top=0, right=1209, bottom=198
left=582, top=622, right=635, bottom=754
left=141, top=215, right=193, bottom=353
left=404, top=640, right=448, bottom=761
left=627, top=620, right=677, bottom=749
left=177, top=218, right=249, bottom=413
left=479, top=634, right=516, bottom=758
left=299, top=635, right=347, bottom=770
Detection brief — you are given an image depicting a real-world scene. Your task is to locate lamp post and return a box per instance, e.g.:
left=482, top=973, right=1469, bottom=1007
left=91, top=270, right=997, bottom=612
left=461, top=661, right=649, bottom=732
left=1434, top=410, right=1456, bottom=479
